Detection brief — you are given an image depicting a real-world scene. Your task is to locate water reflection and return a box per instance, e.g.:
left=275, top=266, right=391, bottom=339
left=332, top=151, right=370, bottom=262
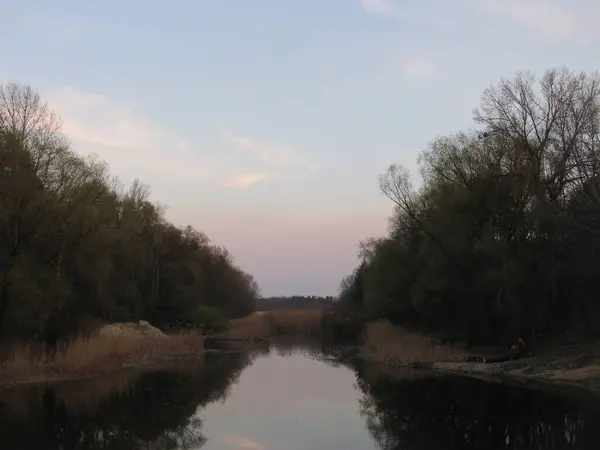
left=0, top=351, right=254, bottom=449
left=0, top=345, right=600, bottom=450
left=352, top=359, right=600, bottom=450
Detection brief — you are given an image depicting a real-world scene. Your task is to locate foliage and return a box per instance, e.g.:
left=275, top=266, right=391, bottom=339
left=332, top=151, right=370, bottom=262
left=191, top=305, right=228, bottom=333
left=222, top=310, right=324, bottom=339
left=0, top=82, right=259, bottom=344
left=339, top=68, right=600, bottom=345
left=256, top=295, right=334, bottom=310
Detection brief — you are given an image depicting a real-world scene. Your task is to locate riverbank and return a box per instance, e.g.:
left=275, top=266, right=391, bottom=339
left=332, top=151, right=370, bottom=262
left=361, top=320, right=600, bottom=398
left=0, top=330, right=204, bottom=387
left=433, top=342, right=600, bottom=399
left=213, top=310, right=324, bottom=341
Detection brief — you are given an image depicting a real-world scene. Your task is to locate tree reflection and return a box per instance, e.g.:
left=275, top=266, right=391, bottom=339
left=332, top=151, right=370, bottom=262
left=0, top=351, right=252, bottom=450
left=352, top=360, right=600, bottom=450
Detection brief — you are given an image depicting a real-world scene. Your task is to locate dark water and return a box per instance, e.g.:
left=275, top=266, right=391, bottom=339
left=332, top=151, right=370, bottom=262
left=1, top=343, right=600, bottom=449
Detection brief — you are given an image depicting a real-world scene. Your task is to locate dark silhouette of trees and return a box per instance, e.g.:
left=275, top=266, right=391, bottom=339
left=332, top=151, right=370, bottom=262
left=0, top=82, right=259, bottom=343
left=256, top=295, right=334, bottom=311
left=339, top=68, right=600, bottom=345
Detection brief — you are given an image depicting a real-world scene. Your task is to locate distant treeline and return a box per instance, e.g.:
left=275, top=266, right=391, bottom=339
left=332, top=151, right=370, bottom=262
left=256, top=296, right=334, bottom=311
left=338, top=68, right=600, bottom=346
left=0, top=82, right=259, bottom=344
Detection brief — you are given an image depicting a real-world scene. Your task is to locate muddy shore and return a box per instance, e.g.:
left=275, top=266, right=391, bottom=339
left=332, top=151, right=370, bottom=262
left=357, top=340, right=600, bottom=399
left=432, top=342, right=600, bottom=399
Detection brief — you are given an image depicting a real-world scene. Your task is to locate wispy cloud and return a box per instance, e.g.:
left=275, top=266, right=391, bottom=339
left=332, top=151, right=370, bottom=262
left=466, top=0, right=579, bottom=41
left=361, top=0, right=599, bottom=43
left=360, top=0, right=397, bottom=17
left=44, top=87, right=325, bottom=190
left=219, top=126, right=298, bottom=166
left=46, top=87, right=164, bottom=151
left=44, top=86, right=223, bottom=183
left=360, top=0, right=459, bottom=30
left=218, top=124, right=326, bottom=185
left=401, top=56, right=438, bottom=80
left=224, top=172, right=266, bottom=188
left=221, top=436, right=265, bottom=450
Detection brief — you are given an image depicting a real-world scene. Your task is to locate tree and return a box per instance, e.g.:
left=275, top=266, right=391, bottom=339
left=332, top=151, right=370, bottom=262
left=339, top=68, right=600, bottom=344
left=0, top=83, right=260, bottom=344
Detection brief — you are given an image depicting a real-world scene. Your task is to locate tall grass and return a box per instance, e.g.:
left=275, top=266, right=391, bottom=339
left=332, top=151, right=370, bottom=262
left=225, top=314, right=272, bottom=339
left=364, top=320, right=466, bottom=364
left=222, top=309, right=324, bottom=339
left=0, top=332, right=204, bottom=385
left=264, top=309, right=323, bottom=337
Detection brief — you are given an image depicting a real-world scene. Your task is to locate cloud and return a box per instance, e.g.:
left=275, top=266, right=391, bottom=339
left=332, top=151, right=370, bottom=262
left=224, top=172, right=266, bottom=188
left=217, top=125, right=327, bottom=185
left=221, top=436, right=265, bottom=450
left=464, top=0, right=599, bottom=42
left=46, top=87, right=164, bottom=151
left=401, top=56, right=438, bottom=80
left=44, top=86, right=224, bottom=183
left=361, top=0, right=599, bottom=43
left=468, top=0, right=575, bottom=40
left=219, top=126, right=298, bottom=166
left=360, top=0, right=397, bottom=17
left=360, top=0, right=460, bottom=30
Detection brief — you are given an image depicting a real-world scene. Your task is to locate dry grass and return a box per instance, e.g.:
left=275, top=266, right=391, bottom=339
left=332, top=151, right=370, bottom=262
left=264, top=309, right=323, bottom=337
left=364, top=320, right=466, bottom=364
left=225, top=314, right=272, bottom=339
left=222, top=309, right=324, bottom=339
left=0, top=332, right=204, bottom=385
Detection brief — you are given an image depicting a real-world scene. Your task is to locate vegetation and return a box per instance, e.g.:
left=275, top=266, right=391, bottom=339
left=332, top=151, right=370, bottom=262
left=364, top=320, right=465, bottom=364
left=338, top=67, right=600, bottom=347
left=257, top=295, right=334, bottom=311
left=220, top=309, right=324, bottom=340
left=0, top=332, right=204, bottom=385
left=0, top=82, right=260, bottom=350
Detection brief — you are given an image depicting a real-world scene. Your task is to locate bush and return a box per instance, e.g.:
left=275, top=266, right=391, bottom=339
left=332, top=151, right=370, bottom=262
left=321, top=310, right=364, bottom=343
left=192, top=306, right=228, bottom=333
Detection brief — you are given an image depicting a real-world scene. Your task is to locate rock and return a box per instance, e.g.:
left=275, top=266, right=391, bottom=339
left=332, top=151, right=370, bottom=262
left=95, top=321, right=165, bottom=338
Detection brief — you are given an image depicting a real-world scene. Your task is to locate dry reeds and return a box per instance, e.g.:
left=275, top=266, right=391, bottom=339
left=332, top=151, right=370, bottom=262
left=0, top=332, right=204, bottom=385
left=223, top=309, right=324, bottom=340
left=263, top=309, right=323, bottom=337
left=225, top=314, right=272, bottom=339
left=364, top=320, right=466, bottom=364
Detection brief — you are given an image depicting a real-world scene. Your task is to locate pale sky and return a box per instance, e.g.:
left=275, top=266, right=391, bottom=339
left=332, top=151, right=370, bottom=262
left=1, top=1, right=599, bottom=296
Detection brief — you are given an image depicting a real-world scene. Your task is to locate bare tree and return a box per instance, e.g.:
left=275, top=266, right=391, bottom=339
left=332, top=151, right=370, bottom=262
left=0, top=82, right=69, bottom=184
left=473, top=67, right=600, bottom=203
left=379, top=164, right=467, bottom=273
left=358, top=237, right=385, bottom=264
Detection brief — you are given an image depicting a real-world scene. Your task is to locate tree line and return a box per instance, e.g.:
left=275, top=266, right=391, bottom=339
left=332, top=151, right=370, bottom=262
left=0, top=82, right=260, bottom=344
left=256, top=295, right=334, bottom=311
left=338, top=68, right=600, bottom=346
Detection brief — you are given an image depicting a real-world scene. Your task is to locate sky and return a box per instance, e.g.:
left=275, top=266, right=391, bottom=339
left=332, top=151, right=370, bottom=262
left=1, top=0, right=599, bottom=296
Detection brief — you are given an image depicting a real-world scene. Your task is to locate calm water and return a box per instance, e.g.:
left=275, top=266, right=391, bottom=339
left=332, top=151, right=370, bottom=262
left=1, top=343, right=600, bottom=449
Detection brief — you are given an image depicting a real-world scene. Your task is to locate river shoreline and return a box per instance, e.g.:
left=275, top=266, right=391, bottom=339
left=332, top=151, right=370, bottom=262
left=0, top=354, right=206, bottom=389
left=359, top=340, right=600, bottom=400
left=3, top=335, right=600, bottom=401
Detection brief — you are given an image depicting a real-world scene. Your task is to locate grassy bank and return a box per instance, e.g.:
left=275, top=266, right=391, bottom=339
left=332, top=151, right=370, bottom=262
left=218, top=309, right=324, bottom=340
left=363, top=320, right=466, bottom=364
left=0, top=332, right=204, bottom=386
left=361, top=320, right=600, bottom=396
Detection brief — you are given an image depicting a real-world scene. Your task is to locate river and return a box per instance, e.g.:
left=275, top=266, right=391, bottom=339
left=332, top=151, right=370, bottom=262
left=1, top=342, right=599, bottom=449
